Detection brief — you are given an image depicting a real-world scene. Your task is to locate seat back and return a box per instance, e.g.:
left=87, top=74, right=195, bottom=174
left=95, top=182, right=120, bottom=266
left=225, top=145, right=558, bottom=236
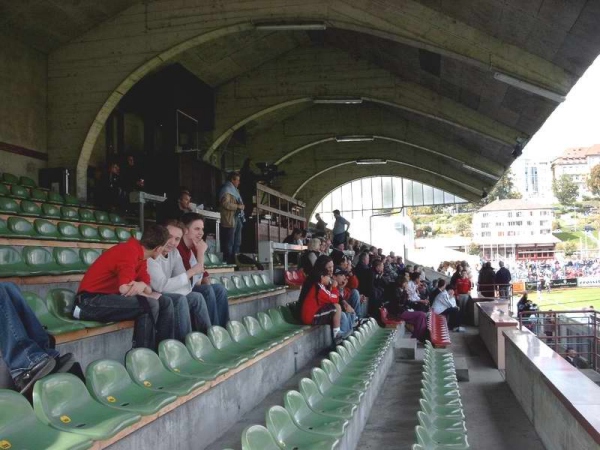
left=158, top=340, right=194, bottom=371
left=19, top=175, right=36, bottom=187
left=23, top=246, right=54, bottom=267
left=115, top=227, right=132, bottom=242
left=0, top=245, right=24, bottom=267
left=32, top=373, right=90, bottom=422
left=260, top=273, right=274, bottom=287
left=42, top=203, right=60, bottom=218
left=94, top=211, right=110, bottom=223
left=98, top=226, right=117, bottom=242
left=243, top=274, right=257, bottom=291
left=311, top=367, right=334, bottom=391
left=257, top=311, right=276, bottom=332
left=1, top=172, right=19, bottom=184
left=185, top=332, right=217, bottom=360
left=268, top=308, right=286, bottom=327
left=241, top=424, right=281, bottom=450
left=0, top=184, right=7, bottom=196
left=47, top=289, right=76, bottom=320
left=78, top=208, right=95, bottom=222
left=0, top=217, right=9, bottom=236
left=30, top=188, right=48, bottom=201
left=54, top=247, right=82, bottom=269
left=47, top=191, right=64, bottom=204
left=34, top=219, right=59, bottom=238
left=80, top=248, right=102, bottom=266
left=109, top=213, right=125, bottom=224
left=243, top=316, right=264, bottom=338
left=320, top=359, right=341, bottom=381
left=10, top=184, right=29, bottom=198
left=266, top=405, right=299, bottom=443
left=415, top=425, right=435, bottom=446
left=252, top=274, right=264, bottom=289
left=7, top=216, right=34, bottom=236
left=86, top=359, right=133, bottom=399
left=209, top=277, right=222, bottom=285
left=22, top=291, right=49, bottom=319
left=60, top=206, right=79, bottom=221
left=57, top=221, right=79, bottom=240
left=207, top=326, right=234, bottom=350
left=283, top=390, right=313, bottom=422
left=125, top=348, right=170, bottom=389
left=298, top=378, right=324, bottom=408
left=231, top=275, right=245, bottom=291
left=79, top=224, right=100, bottom=241
left=0, top=196, right=19, bottom=213
left=226, top=320, right=251, bottom=343
left=63, top=194, right=79, bottom=206
left=0, top=388, right=37, bottom=425
left=20, top=200, right=41, bottom=216
left=329, top=352, right=347, bottom=372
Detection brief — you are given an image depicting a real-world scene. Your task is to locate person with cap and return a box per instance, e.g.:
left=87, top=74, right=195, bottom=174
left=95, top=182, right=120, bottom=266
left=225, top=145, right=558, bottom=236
left=332, top=266, right=357, bottom=336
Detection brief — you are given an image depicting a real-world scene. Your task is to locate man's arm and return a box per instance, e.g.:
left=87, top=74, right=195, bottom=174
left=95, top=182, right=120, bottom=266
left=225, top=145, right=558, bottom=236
left=220, top=193, right=242, bottom=211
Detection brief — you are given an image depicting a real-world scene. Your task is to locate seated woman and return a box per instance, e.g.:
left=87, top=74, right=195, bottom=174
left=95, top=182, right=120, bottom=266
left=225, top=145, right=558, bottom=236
left=299, top=238, right=321, bottom=275
left=384, top=277, right=428, bottom=342
left=407, top=272, right=430, bottom=312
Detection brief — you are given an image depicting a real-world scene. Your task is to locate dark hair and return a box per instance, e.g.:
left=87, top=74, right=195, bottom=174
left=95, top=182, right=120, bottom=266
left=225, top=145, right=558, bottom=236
left=437, top=278, right=446, bottom=288
left=291, top=227, right=301, bottom=236
left=162, top=219, right=185, bottom=233
left=409, top=272, right=420, bottom=282
left=180, top=212, right=204, bottom=227
left=140, top=224, right=170, bottom=249
left=333, top=209, right=340, bottom=215
left=298, top=255, right=332, bottom=307
left=371, top=258, right=382, bottom=268
left=227, top=171, right=240, bottom=182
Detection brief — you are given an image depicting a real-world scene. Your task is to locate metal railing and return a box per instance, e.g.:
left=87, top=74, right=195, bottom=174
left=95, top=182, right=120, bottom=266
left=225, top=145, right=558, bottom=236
left=476, top=283, right=514, bottom=313
left=517, top=309, right=600, bottom=371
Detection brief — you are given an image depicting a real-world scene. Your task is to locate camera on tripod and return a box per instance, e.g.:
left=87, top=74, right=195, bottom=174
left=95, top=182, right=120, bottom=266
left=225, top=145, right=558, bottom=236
left=255, top=162, right=286, bottom=185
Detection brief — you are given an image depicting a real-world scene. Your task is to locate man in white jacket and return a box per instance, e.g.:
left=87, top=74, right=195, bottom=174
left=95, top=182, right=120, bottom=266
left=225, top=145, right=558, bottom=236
left=147, top=219, right=212, bottom=339
left=432, top=285, right=463, bottom=332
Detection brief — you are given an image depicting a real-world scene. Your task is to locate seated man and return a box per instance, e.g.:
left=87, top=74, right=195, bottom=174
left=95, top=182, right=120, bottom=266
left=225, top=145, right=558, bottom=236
left=0, top=282, right=74, bottom=395
left=147, top=219, right=212, bottom=337
left=432, top=284, right=463, bottom=332
left=75, top=224, right=178, bottom=350
left=177, top=213, right=230, bottom=327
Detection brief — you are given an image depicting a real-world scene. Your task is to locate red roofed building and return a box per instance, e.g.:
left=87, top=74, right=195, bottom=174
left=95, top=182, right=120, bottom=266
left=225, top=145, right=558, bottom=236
left=551, top=144, right=600, bottom=200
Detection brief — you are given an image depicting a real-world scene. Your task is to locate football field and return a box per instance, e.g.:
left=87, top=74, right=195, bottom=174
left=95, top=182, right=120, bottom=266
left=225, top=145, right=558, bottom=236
left=523, top=287, right=600, bottom=311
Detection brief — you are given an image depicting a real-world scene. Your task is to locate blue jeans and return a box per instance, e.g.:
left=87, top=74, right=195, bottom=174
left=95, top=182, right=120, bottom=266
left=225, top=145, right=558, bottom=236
left=0, top=282, right=60, bottom=378
left=221, top=218, right=243, bottom=263
left=163, top=292, right=211, bottom=338
left=347, top=289, right=366, bottom=318
left=193, top=283, right=230, bottom=327
left=340, top=311, right=357, bottom=335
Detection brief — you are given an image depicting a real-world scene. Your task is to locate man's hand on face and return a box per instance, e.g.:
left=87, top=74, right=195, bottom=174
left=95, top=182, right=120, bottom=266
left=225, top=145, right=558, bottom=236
left=194, top=239, right=208, bottom=256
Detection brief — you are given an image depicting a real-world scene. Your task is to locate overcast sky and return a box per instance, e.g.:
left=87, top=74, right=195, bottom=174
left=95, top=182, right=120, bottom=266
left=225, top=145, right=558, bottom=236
left=522, top=55, right=600, bottom=162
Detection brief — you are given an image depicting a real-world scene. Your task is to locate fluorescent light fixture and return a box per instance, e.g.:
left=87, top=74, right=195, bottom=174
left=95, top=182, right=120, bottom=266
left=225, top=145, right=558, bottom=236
left=493, top=72, right=566, bottom=103
left=335, top=135, right=375, bottom=143
left=313, top=98, right=363, bottom=104
left=461, top=164, right=500, bottom=180
left=356, top=159, right=387, bottom=165
left=255, top=22, right=326, bottom=31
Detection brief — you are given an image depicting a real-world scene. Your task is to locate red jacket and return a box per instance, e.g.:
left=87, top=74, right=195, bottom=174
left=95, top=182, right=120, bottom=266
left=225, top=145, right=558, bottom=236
left=301, top=284, right=339, bottom=325
left=455, top=277, right=472, bottom=295
left=347, top=273, right=359, bottom=290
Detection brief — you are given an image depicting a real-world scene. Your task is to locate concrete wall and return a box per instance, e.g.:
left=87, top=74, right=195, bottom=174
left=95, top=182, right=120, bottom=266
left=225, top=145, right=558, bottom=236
left=0, top=35, right=48, bottom=181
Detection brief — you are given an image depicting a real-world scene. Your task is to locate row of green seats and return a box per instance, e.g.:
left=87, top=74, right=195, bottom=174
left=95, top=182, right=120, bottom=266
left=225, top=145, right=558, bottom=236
left=0, top=246, right=103, bottom=278
left=1, top=172, right=37, bottom=187
left=0, top=305, right=308, bottom=448
left=413, top=342, right=469, bottom=450
left=0, top=216, right=134, bottom=243
left=0, top=180, right=84, bottom=207
left=0, top=196, right=125, bottom=224
left=212, top=273, right=282, bottom=299
left=204, top=252, right=236, bottom=269
left=233, top=318, right=396, bottom=450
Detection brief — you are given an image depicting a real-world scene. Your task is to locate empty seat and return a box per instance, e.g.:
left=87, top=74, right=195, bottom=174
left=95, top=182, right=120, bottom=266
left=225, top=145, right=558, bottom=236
left=30, top=188, right=49, bottom=202
left=0, top=218, right=10, bottom=237
left=1, top=172, right=19, bottom=184
left=284, top=390, right=348, bottom=438
left=220, top=277, right=243, bottom=299
left=46, top=289, right=106, bottom=328
left=32, top=373, right=141, bottom=440
left=269, top=307, right=309, bottom=333
left=243, top=315, right=292, bottom=343
left=241, top=424, right=282, bottom=450
left=242, top=274, right=261, bottom=293
left=94, top=211, right=110, bottom=223
left=47, top=191, right=64, bottom=204
left=23, top=246, right=59, bottom=275
left=79, top=224, right=101, bottom=242
left=7, top=216, right=35, bottom=237
left=98, top=226, right=118, bottom=243
left=54, top=247, right=86, bottom=273
left=78, top=208, right=95, bottom=222
left=61, top=206, right=79, bottom=221
left=42, top=203, right=61, bottom=218
left=208, top=325, right=264, bottom=358
left=10, top=184, right=29, bottom=199
left=109, top=213, right=125, bottom=225
left=19, top=200, right=41, bottom=218
left=19, top=175, right=37, bottom=187
left=0, top=246, right=29, bottom=277
left=0, top=196, right=19, bottom=214
left=86, top=360, right=177, bottom=415
left=158, top=339, right=229, bottom=380
left=257, top=311, right=302, bottom=339
left=298, top=378, right=357, bottom=420
left=63, top=194, right=80, bottom=206
left=34, top=219, right=60, bottom=239
left=125, top=348, right=206, bottom=396
left=22, top=291, right=85, bottom=335
left=266, top=405, right=339, bottom=449
left=0, top=388, right=93, bottom=450
left=185, top=332, right=248, bottom=369
left=115, top=227, right=132, bottom=242
left=311, top=367, right=366, bottom=402
left=0, top=184, right=8, bottom=196
left=80, top=248, right=102, bottom=266
left=227, top=320, right=278, bottom=350
left=415, top=425, right=470, bottom=449
left=58, top=221, right=80, bottom=241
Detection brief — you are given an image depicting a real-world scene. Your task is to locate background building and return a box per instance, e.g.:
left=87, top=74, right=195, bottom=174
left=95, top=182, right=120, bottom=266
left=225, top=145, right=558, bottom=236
left=472, top=199, right=558, bottom=261
left=551, top=145, right=600, bottom=200
left=512, top=157, right=554, bottom=201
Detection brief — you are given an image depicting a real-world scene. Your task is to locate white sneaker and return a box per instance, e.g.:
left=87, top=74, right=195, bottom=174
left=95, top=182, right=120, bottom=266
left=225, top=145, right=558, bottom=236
left=453, top=327, right=465, bottom=332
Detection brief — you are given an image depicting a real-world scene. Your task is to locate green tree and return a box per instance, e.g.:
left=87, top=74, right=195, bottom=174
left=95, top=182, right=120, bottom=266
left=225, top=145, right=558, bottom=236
left=553, top=174, right=579, bottom=206
left=556, top=240, right=578, bottom=257
left=480, top=169, right=521, bottom=206
left=587, top=164, right=600, bottom=197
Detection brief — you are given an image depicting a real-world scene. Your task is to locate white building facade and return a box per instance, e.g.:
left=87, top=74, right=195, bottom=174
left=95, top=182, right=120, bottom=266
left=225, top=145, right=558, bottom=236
left=551, top=145, right=600, bottom=200
left=512, top=157, right=554, bottom=201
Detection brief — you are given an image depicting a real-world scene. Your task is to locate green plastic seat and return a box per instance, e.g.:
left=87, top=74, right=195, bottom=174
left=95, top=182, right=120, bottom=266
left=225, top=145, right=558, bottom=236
left=209, top=276, right=222, bottom=286
left=420, top=388, right=463, bottom=408
left=1, top=172, right=19, bottom=184
left=47, top=191, right=64, bottom=204
left=34, top=219, right=60, bottom=239
left=32, top=373, right=141, bottom=440
left=0, top=184, right=8, bottom=196
left=417, top=411, right=466, bottom=434
left=115, top=227, right=132, bottom=242
left=79, top=224, right=101, bottom=242
left=125, top=348, right=206, bottom=396
left=415, top=425, right=470, bottom=449
left=266, top=406, right=339, bottom=450
left=109, top=213, right=125, bottom=225
left=0, top=388, right=93, bottom=450
left=208, top=325, right=264, bottom=358
left=58, top=221, right=80, bottom=241
left=422, top=379, right=461, bottom=397
left=20, top=200, right=42, bottom=217
left=78, top=208, right=95, bottom=222
left=328, top=352, right=374, bottom=380
left=260, top=273, right=279, bottom=290
left=419, top=399, right=465, bottom=420
left=30, top=188, right=49, bottom=202
left=298, top=378, right=357, bottom=420
left=220, top=277, right=244, bottom=299
left=257, top=311, right=302, bottom=339
left=86, top=360, right=177, bottom=415
left=0, top=217, right=10, bottom=237
left=308, top=370, right=364, bottom=406
left=242, top=274, right=262, bottom=294
left=269, top=307, right=309, bottom=333
left=280, top=303, right=303, bottom=325
left=241, top=424, right=282, bottom=450
left=19, top=175, right=37, bottom=187
left=42, top=203, right=61, bottom=218
left=98, top=226, right=118, bottom=243
left=80, top=248, right=102, bottom=266
left=284, top=390, right=348, bottom=438
left=94, top=210, right=110, bottom=224
left=63, top=194, right=80, bottom=206
left=243, top=315, right=291, bottom=343
left=54, top=247, right=86, bottom=273
left=46, top=288, right=107, bottom=328
left=336, top=345, right=377, bottom=372
left=158, top=339, right=229, bottom=381
left=227, top=320, right=279, bottom=350
left=22, top=291, right=86, bottom=335
left=185, top=332, right=249, bottom=369
left=61, top=206, right=79, bottom=221
left=231, top=275, right=253, bottom=294
left=0, top=246, right=29, bottom=276
left=23, top=246, right=59, bottom=274
left=0, top=196, right=19, bottom=214
left=2, top=218, right=24, bottom=239
left=10, top=184, right=29, bottom=199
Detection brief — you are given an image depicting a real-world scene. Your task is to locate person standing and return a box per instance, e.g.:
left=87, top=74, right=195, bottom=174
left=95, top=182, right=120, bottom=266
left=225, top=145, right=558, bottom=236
left=315, top=213, right=327, bottom=237
left=478, top=262, right=496, bottom=298
left=455, top=270, right=472, bottom=312
left=219, top=172, right=245, bottom=264
left=495, top=261, right=512, bottom=299
left=331, top=210, right=350, bottom=248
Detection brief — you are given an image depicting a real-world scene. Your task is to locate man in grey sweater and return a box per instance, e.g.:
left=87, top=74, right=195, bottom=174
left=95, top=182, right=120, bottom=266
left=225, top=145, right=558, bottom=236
left=147, top=219, right=212, bottom=337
